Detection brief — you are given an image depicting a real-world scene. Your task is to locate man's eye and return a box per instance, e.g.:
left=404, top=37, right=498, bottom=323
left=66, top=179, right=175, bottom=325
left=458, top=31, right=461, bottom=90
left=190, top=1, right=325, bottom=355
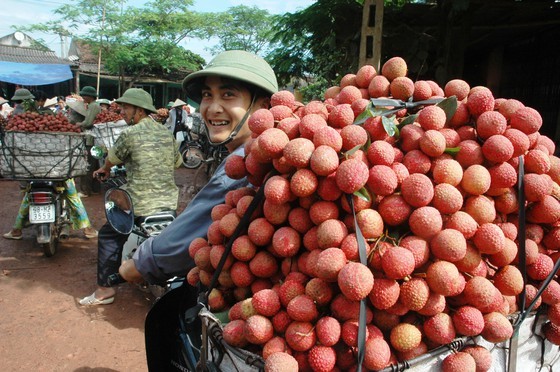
left=201, top=92, right=211, bottom=98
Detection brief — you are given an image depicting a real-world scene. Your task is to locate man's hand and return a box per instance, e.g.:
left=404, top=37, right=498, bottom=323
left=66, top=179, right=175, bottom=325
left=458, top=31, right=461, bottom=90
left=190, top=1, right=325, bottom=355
left=93, top=167, right=109, bottom=181
left=119, top=259, right=143, bottom=283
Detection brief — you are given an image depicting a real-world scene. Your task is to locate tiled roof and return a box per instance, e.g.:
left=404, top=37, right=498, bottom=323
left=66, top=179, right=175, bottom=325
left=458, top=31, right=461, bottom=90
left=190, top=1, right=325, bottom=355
left=0, top=45, right=72, bottom=65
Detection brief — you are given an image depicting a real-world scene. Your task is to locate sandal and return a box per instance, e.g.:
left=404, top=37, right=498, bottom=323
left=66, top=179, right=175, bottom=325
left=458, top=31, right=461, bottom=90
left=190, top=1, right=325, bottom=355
left=79, top=293, right=115, bottom=306
left=84, top=227, right=98, bottom=239
left=3, top=231, right=23, bottom=240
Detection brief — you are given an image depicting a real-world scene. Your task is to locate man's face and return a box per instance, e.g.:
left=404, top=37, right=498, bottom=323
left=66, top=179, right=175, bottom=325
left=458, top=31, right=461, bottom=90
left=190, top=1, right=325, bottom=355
left=83, top=95, right=95, bottom=104
left=120, top=103, right=139, bottom=124
left=199, top=76, right=253, bottom=149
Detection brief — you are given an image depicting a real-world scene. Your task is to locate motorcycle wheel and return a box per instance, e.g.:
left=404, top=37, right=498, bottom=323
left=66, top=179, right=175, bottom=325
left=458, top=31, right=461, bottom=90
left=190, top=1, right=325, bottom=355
left=42, top=223, right=58, bottom=257
left=182, top=146, right=204, bottom=169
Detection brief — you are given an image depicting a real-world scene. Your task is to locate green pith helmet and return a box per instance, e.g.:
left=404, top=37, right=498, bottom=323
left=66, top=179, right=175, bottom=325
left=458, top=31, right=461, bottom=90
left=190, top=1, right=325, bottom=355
left=79, top=86, right=98, bottom=97
left=11, top=88, right=35, bottom=101
left=115, top=88, right=157, bottom=113
left=166, top=101, right=174, bottom=109
left=96, top=98, right=111, bottom=105
left=182, top=50, right=278, bottom=103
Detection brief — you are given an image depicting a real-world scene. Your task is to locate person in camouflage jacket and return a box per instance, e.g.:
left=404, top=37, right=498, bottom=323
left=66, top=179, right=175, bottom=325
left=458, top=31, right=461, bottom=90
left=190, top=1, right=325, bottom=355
left=79, top=88, right=182, bottom=306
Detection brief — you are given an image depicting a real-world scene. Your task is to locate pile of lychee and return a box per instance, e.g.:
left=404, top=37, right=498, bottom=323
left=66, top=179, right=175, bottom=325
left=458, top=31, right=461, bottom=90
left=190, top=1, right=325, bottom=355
left=186, top=56, right=560, bottom=371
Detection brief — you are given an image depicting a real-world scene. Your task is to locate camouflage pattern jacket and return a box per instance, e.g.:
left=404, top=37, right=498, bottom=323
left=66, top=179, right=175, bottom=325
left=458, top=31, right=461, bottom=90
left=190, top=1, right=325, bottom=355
left=107, top=116, right=181, bottom=216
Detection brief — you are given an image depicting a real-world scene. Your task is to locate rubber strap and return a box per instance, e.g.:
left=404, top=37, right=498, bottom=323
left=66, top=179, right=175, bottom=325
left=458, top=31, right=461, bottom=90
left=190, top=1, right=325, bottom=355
left=346, top=194, right=367, bottom=371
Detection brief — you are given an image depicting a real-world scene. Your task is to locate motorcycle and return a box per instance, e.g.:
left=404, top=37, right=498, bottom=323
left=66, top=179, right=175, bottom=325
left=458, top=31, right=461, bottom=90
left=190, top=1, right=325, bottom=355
left=27, top=179, right=71, bottom=257
left=101, top=173, right=180, bottom=298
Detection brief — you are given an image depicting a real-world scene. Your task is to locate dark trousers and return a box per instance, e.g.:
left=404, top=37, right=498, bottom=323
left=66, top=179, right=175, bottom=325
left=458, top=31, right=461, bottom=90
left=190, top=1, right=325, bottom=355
left=97, top=222, right=130, bottom=287
left=79, top=146, right=101, bottom=195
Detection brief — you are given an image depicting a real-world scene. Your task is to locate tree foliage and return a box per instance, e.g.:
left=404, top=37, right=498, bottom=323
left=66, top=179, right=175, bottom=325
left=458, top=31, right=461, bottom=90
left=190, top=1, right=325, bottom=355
left=202, top=5, right=274, bottom=56
left=267, top=0, right=363, bottom=93
left=19, top=0, right=206, bottom=89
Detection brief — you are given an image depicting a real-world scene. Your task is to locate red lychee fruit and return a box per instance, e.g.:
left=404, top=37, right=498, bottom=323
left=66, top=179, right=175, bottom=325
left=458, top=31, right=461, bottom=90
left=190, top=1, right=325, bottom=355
left=264, top=352, right=298, bottom=372
left=442, top=352, right=476, bottom=372
left=381, top=246, right=415, bottom=280
left=462, top=164, right=491, bottom=195
left=401, top=173, right=434, bottom=207
left=337, top=262, right=374, bottom=301
left=482, top=134, right=514, bottom=163
left=466, top=87, right=495, bottom=117
left=423, top=312, right=456, bottom=345
left=389, top=323, right=422, bottom=352
left=244, top=314, right=274, bottom=345
left=270, top=90, right=295, bottom=108
left=315, top=247, right=347, bottom=282
left=481, top=312, right=513, bottom=343
left=335, top=158, right=370, bottom=194
left=430, top=228, right=467, bottom=262
left=285, top=321, right=316, bottom=352
left=258, top=128, right=290, bottom=159
left=444, top=79, right=470, bottom=101
left=417, top=105, right=447, bottom=130
left=283, top=137, right=315, bottom=168
left=340, top=124, right=368, bottom=151
left=452, top=306, right=484, bottom=336
left=248, top=108, right=275, bottom=135
left=368, top=74, right=391, bottom=98
left=510, top=106, right=543, bottom=134
left=390, top=76, right=415, bottom=101
left=408, top=206, right=442, bottom=240
left=381, top=56, right=408, bottom=81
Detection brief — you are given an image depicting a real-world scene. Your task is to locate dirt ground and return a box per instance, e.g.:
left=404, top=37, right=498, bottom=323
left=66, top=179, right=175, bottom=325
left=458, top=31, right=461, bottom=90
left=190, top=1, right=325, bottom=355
left=0, top=167, right=198, bottom=372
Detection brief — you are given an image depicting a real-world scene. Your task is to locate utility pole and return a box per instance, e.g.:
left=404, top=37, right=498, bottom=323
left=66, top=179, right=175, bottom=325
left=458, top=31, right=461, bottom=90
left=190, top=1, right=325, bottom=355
left=96, top=3, right=106, bottom=96
left=359, top=0, right=384, bottom=71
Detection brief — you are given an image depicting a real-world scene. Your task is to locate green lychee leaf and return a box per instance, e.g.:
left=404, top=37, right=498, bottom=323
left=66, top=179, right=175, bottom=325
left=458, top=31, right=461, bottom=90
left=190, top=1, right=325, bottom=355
left=344, top=144, right=363, bottom=158
left=353, top=187, right=371, bottom=202
left=436, top=96, right=458, bottom=124
left=399, top=113, right=418, bottom=127
left=444, top=146, right=461, bottom=155
left=382, top=115, right=399, bottom=138
left=353, top=101, right=373, bottom=125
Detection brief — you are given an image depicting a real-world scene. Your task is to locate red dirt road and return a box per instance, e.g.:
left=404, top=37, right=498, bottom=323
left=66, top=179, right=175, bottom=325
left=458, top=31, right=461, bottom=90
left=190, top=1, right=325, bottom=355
left=0, top=168, right=196, bottom=371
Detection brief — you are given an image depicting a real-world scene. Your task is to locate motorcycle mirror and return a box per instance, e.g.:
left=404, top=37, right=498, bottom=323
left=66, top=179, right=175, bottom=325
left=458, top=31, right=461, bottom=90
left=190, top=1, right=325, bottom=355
left=90, top=145, right=106, bottom=160
left=104, top=188, right=134, bottom=235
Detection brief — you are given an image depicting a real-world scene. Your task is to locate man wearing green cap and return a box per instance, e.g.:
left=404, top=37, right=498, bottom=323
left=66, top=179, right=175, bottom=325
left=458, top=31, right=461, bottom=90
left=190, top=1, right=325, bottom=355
left=79, top=88, right=182, bottom=305
left=72, top=86, right=102, bottom=197
left=118, top=50, right=278, bottom=285
left=11, top=88, right=35, bottom=115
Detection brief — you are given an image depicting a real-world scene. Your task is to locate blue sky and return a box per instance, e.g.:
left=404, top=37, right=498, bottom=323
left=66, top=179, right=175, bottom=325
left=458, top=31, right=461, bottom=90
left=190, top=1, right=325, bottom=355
left=2, top=0, right=315, bottom=62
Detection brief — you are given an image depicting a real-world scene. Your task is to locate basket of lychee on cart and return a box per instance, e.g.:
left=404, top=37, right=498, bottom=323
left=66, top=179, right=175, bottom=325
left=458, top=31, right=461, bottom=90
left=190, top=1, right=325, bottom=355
left=0, top=111, right=88, bottom=180
left=150, top=56, right=560, bottom=372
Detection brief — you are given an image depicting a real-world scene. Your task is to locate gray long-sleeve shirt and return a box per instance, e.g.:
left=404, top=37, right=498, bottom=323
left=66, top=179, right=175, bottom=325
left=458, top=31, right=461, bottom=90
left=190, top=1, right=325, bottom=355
left=133, top=145, right=249, bottom=284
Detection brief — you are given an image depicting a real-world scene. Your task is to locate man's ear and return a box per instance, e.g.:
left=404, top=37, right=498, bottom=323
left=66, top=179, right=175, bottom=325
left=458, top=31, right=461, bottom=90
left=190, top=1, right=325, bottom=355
left=257, top=97, right=271, bottom=109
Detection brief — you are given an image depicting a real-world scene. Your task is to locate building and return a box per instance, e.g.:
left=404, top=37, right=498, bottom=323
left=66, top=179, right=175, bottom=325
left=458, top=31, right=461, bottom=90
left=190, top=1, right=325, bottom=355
left=0, top=31, right=74, bottom=100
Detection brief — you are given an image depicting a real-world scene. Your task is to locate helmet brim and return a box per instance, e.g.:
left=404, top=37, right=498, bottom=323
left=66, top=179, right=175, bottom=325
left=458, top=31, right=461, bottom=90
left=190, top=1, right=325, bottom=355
left=182, top=62, right=278, bottom=103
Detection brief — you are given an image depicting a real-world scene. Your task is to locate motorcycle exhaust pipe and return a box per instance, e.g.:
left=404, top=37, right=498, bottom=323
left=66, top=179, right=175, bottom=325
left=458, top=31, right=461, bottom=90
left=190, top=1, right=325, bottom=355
left=59, top=224, right=70, bottom=240
left=36, top=224, right=51, bottom=244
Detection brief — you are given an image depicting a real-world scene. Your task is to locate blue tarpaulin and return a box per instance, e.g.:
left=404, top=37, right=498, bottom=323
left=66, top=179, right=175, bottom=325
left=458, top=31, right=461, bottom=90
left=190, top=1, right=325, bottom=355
left=0, top=61, right=72, bottom=85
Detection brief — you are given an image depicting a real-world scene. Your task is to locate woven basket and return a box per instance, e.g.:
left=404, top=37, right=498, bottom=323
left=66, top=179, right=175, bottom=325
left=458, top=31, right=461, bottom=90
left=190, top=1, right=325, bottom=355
left=0, top=130, right=88, bottom=180
left=87, top=120, right=128, bottom=148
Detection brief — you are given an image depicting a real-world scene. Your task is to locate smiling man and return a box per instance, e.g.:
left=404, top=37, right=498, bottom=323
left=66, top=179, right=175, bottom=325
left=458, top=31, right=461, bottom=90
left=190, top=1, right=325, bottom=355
left=118, top=50, right=278, bottom=285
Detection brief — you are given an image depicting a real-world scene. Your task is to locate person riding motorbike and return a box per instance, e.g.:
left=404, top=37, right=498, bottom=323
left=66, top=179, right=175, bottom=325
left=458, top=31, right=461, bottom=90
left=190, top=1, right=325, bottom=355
left=3, top=90, right=97, bottom=241
left=79, top=88, right=182, bottom=306
left=118, top=50, right=278, bottom=285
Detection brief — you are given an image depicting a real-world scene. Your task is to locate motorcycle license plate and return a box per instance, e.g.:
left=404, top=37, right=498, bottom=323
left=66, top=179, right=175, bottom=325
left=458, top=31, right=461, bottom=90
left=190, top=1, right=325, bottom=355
left=29, top=205, right=55, bottom=223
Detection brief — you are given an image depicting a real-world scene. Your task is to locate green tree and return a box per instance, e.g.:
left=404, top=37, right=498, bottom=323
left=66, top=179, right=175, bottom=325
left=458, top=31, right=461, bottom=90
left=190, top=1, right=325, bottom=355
left=19, top=0, right=206, bottom=91
left=202, top=5, right=275, bottom=56
left=267, top=0, right=364, bottom=99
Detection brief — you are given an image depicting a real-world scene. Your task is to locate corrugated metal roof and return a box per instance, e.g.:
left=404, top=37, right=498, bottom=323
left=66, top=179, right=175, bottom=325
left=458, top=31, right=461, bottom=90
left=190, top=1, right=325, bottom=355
left=0, top=44, right=72, bottom=65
